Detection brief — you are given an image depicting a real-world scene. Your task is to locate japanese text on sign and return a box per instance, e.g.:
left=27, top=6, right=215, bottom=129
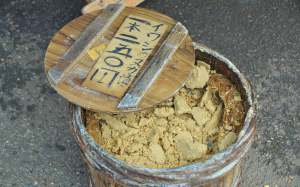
left=82, top=15, right=167, bottom=98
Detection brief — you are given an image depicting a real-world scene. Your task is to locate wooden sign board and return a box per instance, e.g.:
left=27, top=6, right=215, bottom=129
left=82, top=15, right=167, bottom=98
left=45, top=6, right=195, bottom=113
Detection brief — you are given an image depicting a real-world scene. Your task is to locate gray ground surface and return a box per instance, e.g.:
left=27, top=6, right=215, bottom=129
left=0, top=0, right=299, bottom=186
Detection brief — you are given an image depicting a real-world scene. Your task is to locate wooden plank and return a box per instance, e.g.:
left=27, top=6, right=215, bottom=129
left=82, top=14, right=168, bottom=98
left=78, top=13, right=97, bottom=23
left=52, top=31, right=75, bottom=46
left=118, top=22, right=188, bottom=110
left=67, top=18, right=92, bottom=32
left=82, top=0, right=145, bottom=14
left=45, top=51, right=60, bottom=66
left=59, top=25, right=84, bottom=41
left=48, top=3, right=125, bottom=85
left=47, top=41, right=70, bottom=58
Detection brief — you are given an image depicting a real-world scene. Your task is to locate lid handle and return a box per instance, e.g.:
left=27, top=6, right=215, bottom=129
left=48, top=3, right=125, bottom=85
left=117, top=22, right=188, bottom=110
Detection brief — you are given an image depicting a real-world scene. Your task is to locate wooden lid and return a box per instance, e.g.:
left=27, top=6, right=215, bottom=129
left=45, top=4, right=195, bottom=113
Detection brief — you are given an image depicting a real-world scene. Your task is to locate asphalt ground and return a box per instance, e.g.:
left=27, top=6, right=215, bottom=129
left=0, top=0, right=299, bottom=186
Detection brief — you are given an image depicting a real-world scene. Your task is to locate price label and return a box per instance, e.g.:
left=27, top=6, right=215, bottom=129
left=82, top=15, right=167, bottom=98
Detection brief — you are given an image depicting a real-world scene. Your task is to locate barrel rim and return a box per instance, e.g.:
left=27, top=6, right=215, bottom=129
left=69, top=42, right=258, bottom=184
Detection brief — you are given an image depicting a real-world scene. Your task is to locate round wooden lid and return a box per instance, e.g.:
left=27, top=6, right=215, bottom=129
left=45, top=5, right=195, bottom=113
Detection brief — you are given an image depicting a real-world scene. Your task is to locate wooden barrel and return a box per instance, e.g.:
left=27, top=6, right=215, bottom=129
left=68, top=42, right=258, bottom=187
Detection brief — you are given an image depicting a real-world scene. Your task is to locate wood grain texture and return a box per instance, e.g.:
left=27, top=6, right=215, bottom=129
left=48, top=3, right=125, bottom=85
left=84, top=159, right=242, bottom=187
left=45, top=7, right=195, bottom=113
left=68, top=43, right=258, bottom=186
left=82, top=0, right=145, bottom=14
left=82, top=14, right=168, bottom=98
left=118, top=22, right=188, bottom=110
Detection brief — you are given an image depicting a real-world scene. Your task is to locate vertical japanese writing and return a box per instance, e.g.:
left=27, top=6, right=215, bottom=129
left=82, top=15, right=168, bottom=98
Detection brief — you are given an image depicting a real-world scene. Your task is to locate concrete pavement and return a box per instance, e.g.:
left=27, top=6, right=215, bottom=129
left=0, top=0, right=299, bottom=186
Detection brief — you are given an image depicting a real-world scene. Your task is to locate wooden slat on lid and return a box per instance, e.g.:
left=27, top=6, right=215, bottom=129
left=45, top=6, right=195, bottom=113
left=118, top=22, right=188, bottom=110
left=48, top=3, right=125, bottom=85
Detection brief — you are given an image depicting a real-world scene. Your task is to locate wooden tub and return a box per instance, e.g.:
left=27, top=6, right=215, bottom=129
left=68, top=42, right=258, bottom=187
